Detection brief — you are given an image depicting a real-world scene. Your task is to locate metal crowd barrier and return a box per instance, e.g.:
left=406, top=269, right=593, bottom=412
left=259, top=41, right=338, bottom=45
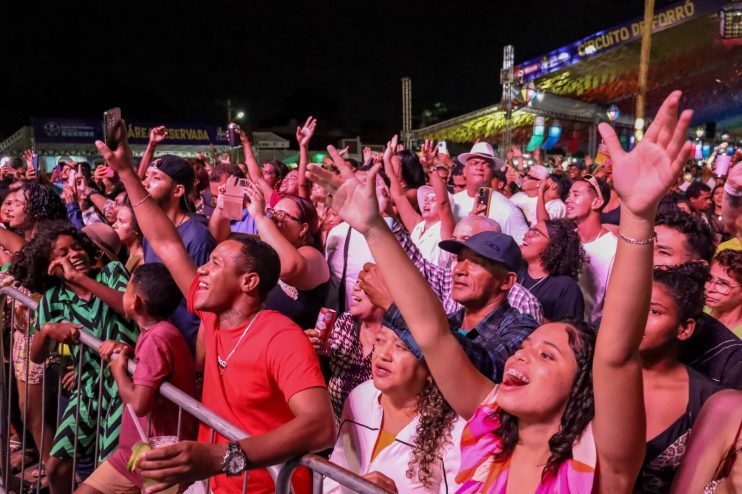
left=0, top=286, right=387, bottom=494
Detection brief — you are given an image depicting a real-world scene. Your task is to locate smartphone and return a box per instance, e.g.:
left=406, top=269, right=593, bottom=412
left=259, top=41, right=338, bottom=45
left=477, top=186, right=492, bottom=216
left=227, top=123, right=239, bottom=147
left=105, top=166, right=115, bottom=179
left=67, top=169, right=77, bottom=189
left=31, top=153, right=39, bottom=171
left=222, top=176, right=247, bottom=220
left=103, top=107, right=123, bottom=151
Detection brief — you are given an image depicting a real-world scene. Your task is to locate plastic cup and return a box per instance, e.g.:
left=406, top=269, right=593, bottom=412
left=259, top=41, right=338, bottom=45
left=142, top=436, right=179, bottom=494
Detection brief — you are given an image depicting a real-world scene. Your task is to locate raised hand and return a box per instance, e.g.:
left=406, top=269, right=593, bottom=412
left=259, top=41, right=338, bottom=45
left=296, top=116, right=317, bottom=147
left=419, top=139, right=438, bottom=171
left=149, top=126, right=168, bottom=145
left=48, top=257, right=82, bottom=284
left=307, top=146, right=384, bottom=234
left=95, top=121, right=135, bottom=174
left=22, top=149, right=33, bottom=169
left=599, top=90, right=692, bottom=218
left=244, top=181, right=267, bottom=218
left=383, top=135, right=399, bottom=163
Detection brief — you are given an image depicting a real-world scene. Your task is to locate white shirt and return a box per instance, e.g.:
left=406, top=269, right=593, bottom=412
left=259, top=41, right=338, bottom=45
left=451, top=190, right=529, bottom=244
left=578, top=231, right=618, bottom=324
left=324, top=380, right=465, bottom=494
left=509, top=193, right=567, bottom=225
left=326, top=222, right=377, bottom=311
left=410, top=220, right=450, bottom=268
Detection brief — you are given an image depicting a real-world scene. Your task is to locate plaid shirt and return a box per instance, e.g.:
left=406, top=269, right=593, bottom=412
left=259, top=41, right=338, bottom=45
left=383, top=301, right=537, bottom=381
left=391, top=220, right=543, bottom=324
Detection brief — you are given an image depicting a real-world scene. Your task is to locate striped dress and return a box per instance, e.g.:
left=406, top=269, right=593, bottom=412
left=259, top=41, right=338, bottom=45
left=33, top=261, right=138, bottom=463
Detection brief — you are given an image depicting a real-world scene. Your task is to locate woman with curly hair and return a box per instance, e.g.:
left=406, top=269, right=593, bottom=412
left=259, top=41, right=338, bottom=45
left=0, top=181, right=66, bottom=254
left=638, top=263, right=722, bottom=492
left=307, top=90, right=691, bottom=492
left=324, top=327, right=464, bottom=493
left=10, top=220, right=137, bottom=493
left=518, top=218, right=586, bottom=321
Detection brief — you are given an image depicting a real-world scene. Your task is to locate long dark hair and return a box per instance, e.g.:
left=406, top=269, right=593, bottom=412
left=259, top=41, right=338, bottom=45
left=542, top=219, right=585, bottom=280
left=407, top=379, right=458, bottom=488
left=492, top=319, right=596, bottom=479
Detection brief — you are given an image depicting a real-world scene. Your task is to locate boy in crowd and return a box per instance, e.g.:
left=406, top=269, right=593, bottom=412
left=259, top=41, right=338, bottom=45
left=79, top=263, right=196, bottom=493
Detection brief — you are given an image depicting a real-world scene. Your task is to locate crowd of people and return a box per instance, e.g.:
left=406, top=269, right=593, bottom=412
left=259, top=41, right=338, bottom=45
left=0, top=90, right=741, bottom=494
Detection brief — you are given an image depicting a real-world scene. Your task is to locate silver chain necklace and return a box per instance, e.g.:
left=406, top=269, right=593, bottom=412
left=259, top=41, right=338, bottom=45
left=217, top=311, right=262, bottom=371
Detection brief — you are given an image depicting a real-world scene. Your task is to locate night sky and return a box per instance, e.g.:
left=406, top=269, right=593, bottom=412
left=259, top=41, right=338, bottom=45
left=1, top=1, right=676, bottom=142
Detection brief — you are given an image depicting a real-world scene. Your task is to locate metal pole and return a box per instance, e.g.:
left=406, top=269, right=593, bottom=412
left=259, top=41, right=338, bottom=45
left=500, top=45, right=515, bottom=153
left=635, top=0, right=655, bottom=141
left=227, top=99, right=233, bottom=124
left=401, top=78, right=412, bottom=148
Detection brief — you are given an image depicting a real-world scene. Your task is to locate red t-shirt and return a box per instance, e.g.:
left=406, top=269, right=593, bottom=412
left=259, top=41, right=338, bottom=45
left=188, top=276, right=326, bottom=494
left=107, top=321, right=197, bottom=486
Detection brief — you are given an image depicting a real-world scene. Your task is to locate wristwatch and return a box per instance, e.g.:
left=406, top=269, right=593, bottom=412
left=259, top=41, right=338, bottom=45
left=222, top=441, right=249, bottom=477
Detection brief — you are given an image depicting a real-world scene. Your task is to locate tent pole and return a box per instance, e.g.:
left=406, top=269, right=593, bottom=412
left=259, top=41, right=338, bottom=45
left=635, top=0, right=655, bottom=141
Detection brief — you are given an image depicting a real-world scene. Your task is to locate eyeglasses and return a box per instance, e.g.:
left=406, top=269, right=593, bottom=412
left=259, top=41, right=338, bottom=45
left=524, top=174, right=541, bottom=181
left=265, top=208, right=302, bottom=223
left=705, top=276, right=741, bottom=295
left=582, top=174, right=606, bottom=208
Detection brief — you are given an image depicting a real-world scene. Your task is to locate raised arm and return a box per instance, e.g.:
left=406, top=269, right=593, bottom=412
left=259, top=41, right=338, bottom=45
left=723, top=162, right=742, bottom=236
left=383, top=135, right=422, bottom=232
left=420, top=139, right=455, bottom=239
left=592, top=91, right=693, bottom=488
left=137, top=126, right=168, bottom=179
left=308, top=147, right=493, bottom=420
left=296, top=116, right=316, bottom=199
left=246, top=183, right=329, bottom=290
left=95, top=125, right=197, bottom=297
left=237, top=127, right=275, bottom=200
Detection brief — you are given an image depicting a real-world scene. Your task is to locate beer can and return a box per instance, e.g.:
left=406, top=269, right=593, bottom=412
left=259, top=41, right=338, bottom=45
left=315, top=307, right=338, bottom=355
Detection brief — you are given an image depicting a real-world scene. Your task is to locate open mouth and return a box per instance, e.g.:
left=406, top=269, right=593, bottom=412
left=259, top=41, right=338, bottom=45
left=501, top=368, right=530, bottom=388
left=198, top=280, right=211, bottom=291
left=351, top=295, right=362, bottom=304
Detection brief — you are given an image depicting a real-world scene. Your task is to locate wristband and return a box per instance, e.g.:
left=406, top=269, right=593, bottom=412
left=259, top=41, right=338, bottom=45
left=724, top=182, right=742, bottom=197
left=618, top=230, right=656, bottom=245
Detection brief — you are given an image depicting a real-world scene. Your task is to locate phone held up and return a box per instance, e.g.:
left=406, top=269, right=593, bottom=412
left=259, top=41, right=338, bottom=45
left=477, top=186, right=492, bottom=216
left=103, top=107, right=124, bottom=151
left=222, top=176, right=250, bottom=221
left=227, top=123, right=240, bottom=147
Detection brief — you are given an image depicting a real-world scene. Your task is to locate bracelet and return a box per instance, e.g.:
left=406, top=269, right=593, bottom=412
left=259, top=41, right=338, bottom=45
left=618, top=229, right=657, bottom=245
left=131, top=193, right=151, bottom=208
left=724, top=182, right=742, bottom=197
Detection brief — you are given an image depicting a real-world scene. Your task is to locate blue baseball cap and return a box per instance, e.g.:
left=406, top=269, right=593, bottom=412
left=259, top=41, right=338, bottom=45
left=439, top=232, right=522, bottom=272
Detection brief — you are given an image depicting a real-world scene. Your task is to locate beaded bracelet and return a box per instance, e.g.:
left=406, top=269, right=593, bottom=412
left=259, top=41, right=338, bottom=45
left=618, top=229, right=657, bottom=245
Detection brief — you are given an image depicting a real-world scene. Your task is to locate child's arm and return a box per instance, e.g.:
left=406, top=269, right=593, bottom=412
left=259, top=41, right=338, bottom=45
left=109, top=347, right=157, bottom=416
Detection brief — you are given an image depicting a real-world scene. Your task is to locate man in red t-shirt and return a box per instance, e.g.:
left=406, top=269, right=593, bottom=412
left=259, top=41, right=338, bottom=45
left=98, top=133, right=335, bottom=494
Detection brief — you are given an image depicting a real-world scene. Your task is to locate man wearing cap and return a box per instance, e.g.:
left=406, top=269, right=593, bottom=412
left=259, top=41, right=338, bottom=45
left=142, top=154, right=216, bottom=352
left=565, top=175, right=617, bottom=324
left=568, top=159, right=586, bottom=181
left=376, top=231, right=538, bottom=380
left=452, top=142, right=529, bottom=244
left=509, top=165, right=565, bottom=225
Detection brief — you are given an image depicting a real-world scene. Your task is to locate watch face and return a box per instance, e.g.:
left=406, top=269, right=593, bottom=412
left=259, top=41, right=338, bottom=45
left=227, top=453, right=246, bottom=474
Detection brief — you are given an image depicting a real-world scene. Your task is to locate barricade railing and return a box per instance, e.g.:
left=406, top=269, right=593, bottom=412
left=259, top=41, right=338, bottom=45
left=0, top=286, right=387, bottom=494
